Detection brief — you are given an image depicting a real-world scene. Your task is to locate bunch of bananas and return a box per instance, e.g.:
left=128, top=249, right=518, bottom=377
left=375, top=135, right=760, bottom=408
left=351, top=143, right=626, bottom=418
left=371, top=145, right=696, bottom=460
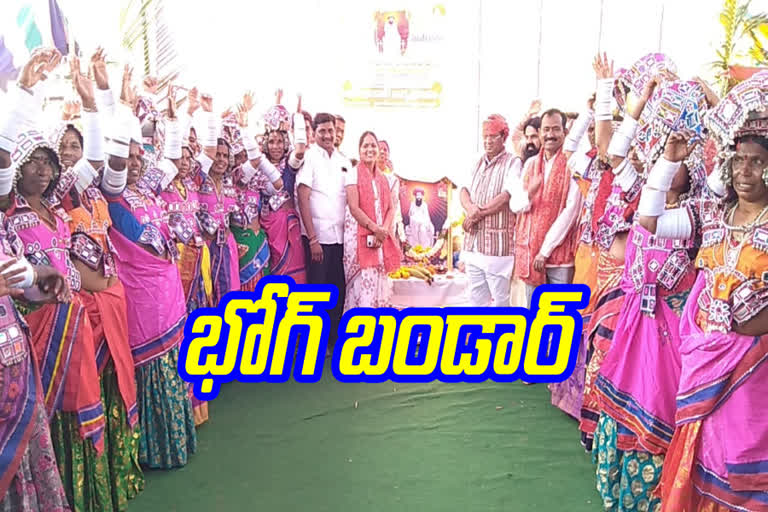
left=388, top=265, right=435, bottom=284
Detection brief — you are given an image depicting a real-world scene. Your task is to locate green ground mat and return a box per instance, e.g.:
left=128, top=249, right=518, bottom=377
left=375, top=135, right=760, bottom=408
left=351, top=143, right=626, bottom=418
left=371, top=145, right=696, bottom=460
left=131, top=371, right=599, bottom=511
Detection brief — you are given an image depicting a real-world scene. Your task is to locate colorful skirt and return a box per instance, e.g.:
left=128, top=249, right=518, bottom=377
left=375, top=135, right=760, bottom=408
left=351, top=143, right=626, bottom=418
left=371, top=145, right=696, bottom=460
left=595, top=289, right=689, bottom=455
left=50, top=361, right=143, bottom=512
left=593, top=412, right=663, bottom=512
left=260, top=208, right=307, bottom=284
left=177, top=243, right=213, bottom=313
left=231, top=225, right=271, bottom=293
left=208, top=234, right=239, bottom=308
left=0, top=396, right=69, bottom=511
left=548, top=340, right=588, bottom=421
left=176, top=243, right=213, bottom=426
left=659, top=280, right=768, bottom=511
left=580, top=251, right=624, bottom=450
left=135, top=347, right=197, bottom=469
left=548, top=243, right=593, bottom=420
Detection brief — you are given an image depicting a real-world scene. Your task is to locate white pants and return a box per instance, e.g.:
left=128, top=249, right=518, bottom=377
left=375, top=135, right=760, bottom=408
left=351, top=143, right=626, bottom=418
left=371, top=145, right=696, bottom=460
left=467, top=264, right=511, bottom=307
left=524, top=266, right=575, bottom=308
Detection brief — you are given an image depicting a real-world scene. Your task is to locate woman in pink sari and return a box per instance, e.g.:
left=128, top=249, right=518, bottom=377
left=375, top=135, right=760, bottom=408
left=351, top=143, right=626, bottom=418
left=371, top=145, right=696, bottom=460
left=258, top=104, right=307, bottom=284
left=342, top=131, right=402, bottom=311
left=590, top=80, right=712, bottom=511
left=643, top=72, right=768, bottom=511
left=197, top=138, right=240, bottom=306
left=104, top=121, right=196, bottom=470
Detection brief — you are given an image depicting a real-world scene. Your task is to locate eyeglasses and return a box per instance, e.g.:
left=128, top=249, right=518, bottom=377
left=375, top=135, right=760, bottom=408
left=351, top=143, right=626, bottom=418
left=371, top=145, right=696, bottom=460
left=482, top=133, right=502, bottom=141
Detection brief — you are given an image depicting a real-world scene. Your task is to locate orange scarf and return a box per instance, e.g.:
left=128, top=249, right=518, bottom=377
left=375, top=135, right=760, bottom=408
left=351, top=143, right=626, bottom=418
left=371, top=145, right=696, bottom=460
left=514, top=148, right=573, bottom=286
left=356, top=163, right=402, bottom=271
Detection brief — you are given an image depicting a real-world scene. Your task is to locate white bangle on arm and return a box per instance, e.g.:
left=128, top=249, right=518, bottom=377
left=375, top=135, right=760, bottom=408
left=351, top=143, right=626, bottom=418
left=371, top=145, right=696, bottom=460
left=645, top=157, right=681, bottom=191
left=293, top=113, right=307, bottom=145
left=606, top=117, right=638, bottom=158
left=637, top=188, right=667, bottom=217
left=101, top=161, right=128, bottom=196
left=564, top=110, right=594, bottom=153
left=82, top=110, right=105, bottom=161
left=656, top=208, right=693, bottom=240
left=164, top=119, right=183, bottom=160
left=0, top=166, right=14, bottom=196
left=594, top=78, right=615, bottom=121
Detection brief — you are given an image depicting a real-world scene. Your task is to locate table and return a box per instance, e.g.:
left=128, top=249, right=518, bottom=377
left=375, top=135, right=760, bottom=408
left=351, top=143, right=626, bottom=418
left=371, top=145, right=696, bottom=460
left=389, top=271, right=470, bottom=308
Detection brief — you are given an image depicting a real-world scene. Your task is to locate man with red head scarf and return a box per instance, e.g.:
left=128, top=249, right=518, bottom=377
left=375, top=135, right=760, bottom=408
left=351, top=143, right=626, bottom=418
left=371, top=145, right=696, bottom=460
left=458, top=114, right=521, bottom=307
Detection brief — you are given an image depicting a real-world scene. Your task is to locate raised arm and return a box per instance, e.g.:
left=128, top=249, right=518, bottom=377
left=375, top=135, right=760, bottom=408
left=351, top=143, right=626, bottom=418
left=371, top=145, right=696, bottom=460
left=637, top=133, right=693, bottom=237
left=0, top=50, right=58, bottom=210
left=592, top=52, right=615, bottom=158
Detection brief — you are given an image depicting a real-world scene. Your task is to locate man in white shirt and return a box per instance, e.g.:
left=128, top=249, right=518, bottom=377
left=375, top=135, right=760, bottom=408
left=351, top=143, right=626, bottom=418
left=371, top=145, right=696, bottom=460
left=296, top=113, right=351, bottom=351
left=510, top=109, right=582, bottom=308
left=406, top=188, right=434, bottom=248
left=460, top=114, right=521, bottom=308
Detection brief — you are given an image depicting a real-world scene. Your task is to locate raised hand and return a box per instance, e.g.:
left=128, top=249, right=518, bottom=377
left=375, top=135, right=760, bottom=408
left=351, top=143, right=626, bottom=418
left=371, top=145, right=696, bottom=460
left=201, top=94, right=213, bottom=113
left=275, top=88, right=283, bottom=105
left=235, top=103, right=249, bottom=128
left=42, top=48, right=62, bottom=75
left=693, top=76, right=720, bottom=107
left=90, top=47, right=109, bottom=90
left=187, top=87, right=200, bottom=116
left=120, top=65, right=137, bottom=108
left=167, top=83, right=178, bottom=120
left=663, top=133, right=693, bottom=163
left=593, top=52, right=614, bottom=80
left=19, top=49, right=57, bottom=89
left=62, top=100, right=81, bottom=121
left=296, top=93, right=303, bottom=113
left=242, top=91, right=255, bottom=112
left=527, top=99, right=542, bottom=119
left=70, top=56, right=96, bottom=110
left=143, top=76, right=159, bottom=95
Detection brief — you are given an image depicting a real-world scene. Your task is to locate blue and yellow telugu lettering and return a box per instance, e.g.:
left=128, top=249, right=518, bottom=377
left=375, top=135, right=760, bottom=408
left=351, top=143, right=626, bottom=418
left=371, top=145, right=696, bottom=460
left=178, top=276, right=338, bottom=400
left=178, top=279, right=590, bottom=396
left=331, top=284, right=589, bottom=383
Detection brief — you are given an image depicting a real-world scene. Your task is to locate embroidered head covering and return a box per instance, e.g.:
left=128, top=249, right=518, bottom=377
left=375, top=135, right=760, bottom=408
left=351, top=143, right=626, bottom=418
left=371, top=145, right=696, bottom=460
left=613, top=53, right=678, bottom=114
left=264, top=104, right=291, bottom=132
left=221, top=112, right=244, bottom=157
left=11, top=130, right=61, bottom=195
left=482, top=114, right=509, bottom=139
left=135, top=95, right=165, bottom=168
left=705, top=70, right=768, bottom=147
left=634, top=80, right=708, bottom=173
left=413, top=188, right=424, bottom=197
left=704, top=71, right=768, bottom=184
left=260, top=105, right=294, bottom=159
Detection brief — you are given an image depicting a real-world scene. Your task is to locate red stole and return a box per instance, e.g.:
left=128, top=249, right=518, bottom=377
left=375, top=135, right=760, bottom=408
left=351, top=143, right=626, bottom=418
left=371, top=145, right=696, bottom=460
left=514, top=148, right=576, bottom=286
left=356, top=163, right=402, bottom=272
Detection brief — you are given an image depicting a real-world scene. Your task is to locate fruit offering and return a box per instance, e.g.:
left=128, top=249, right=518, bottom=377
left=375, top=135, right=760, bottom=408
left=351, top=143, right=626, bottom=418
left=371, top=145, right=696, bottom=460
left=388, top=264, right=436, bottom=284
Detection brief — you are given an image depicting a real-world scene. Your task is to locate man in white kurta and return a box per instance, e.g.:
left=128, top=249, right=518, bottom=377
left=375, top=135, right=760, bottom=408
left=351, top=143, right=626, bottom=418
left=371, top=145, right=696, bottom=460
left=407, top=189, right=434, bottom=248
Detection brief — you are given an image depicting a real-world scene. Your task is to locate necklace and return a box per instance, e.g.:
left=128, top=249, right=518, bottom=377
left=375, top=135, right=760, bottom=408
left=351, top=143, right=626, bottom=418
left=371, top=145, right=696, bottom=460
left=722, top=202, right=768, bottom=234
left=716, top=203, right=768, bottom=271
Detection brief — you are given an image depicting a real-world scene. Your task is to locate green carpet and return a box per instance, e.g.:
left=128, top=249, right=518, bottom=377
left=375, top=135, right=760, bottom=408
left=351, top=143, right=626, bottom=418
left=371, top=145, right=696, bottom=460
left=131, top=370, right=600, bottom=511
